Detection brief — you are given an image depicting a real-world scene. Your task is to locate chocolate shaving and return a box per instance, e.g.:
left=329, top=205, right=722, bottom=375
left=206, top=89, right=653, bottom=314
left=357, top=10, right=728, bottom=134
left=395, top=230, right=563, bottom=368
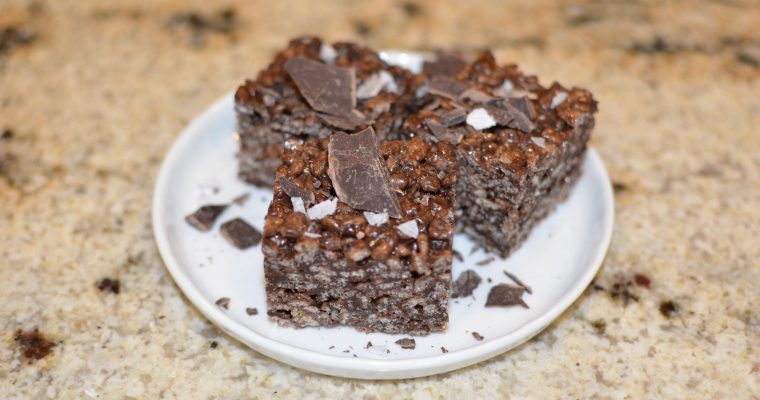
left=485, top=284, right=529, bottom=308
left=472, top=332, right=484, bottom=341
left=245, top=307, right=259, bottom=316
left=279, top=177, right=316, bottom=205
left=425, top=119, right=463, bottom=144
left=441, top=346, right=449, bottom=353
left=395, top=338, right=416, bottom=349
left=459, top=88, right=494, bottom=103
left=452, top=269, right=482, bottom=298
left=215, top=297, right=230, bottom=310
left=185, top=204, right=228, bottom=231
left=439, top=108, right=467, bottom=127
left=475, top=256, right=495, bottom=266
left=423, top=52, right=467, bottom=77
left=14, top=329, right=55, bottom=360
left=317, top=110, right=365, bottom=131
left=503, top=270, right=533, bottom=294
left=428, top=76, right=467, bottom=100
left=507, top=96, right=536, bottom=119
left=327, top=127, right=402, bottom=218
left=232, top=192, right=251, bottom=205
left=220, top=218, right=262, bottom=249
left=284, top=56, right=356, bottom=117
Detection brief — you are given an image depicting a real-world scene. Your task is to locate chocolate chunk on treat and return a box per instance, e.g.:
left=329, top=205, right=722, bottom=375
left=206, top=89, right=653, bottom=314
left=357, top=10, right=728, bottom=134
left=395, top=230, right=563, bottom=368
left=220, top=218, right=262, bottom=249
left=316, top=110, right=365, bottom=131
left=428, top=76, right=467, bottom=100
left=279, top=177, right=316, bottom=205
left=284, top=56, right=356, bottom=117
left=485, top=284, right=528, bottom=308
left=327, top=127, right=401, bottom=218
left=439, top=108, right=467, bottom=127
left=395, top=338, right=416, bottom=349
left=452, top=270, right=482, bottom=298
left=423, top=52, right=467, bottom=77
left=472, top=332, right=484, bottom=341
left=425, top=119, right=464, bottom=144
left=185, top=205, right=228, bottom=231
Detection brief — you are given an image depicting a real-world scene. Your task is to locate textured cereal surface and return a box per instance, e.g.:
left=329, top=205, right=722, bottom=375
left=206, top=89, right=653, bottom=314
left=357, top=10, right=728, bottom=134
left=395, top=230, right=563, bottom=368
left=1, top=0, right=759, bottom=398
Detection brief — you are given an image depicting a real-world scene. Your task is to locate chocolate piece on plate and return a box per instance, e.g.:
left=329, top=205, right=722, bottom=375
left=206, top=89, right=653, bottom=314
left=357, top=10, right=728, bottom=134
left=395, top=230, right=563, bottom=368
left=395, top=338, right=416, bottom=350
left=185, top=205, right=228, bottom=232
left=220, top=218, right=262, bottom=249
left=452, top=269, right=482, bottom=298
left=485, top=284, right=528, bottom=308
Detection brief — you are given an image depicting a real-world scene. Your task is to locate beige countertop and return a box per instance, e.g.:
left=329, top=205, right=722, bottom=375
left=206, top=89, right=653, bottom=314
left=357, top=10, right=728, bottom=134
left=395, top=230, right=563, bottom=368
left=1, top=0, right=759, bottom=398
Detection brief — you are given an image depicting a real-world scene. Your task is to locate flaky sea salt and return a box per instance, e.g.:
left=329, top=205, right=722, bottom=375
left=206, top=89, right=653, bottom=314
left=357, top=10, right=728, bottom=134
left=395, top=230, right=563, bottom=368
left=319, top=43, right=337, bottom=64
left=291, top=197, right=306, bottom=214
left=356, top=70, right=398, bottom=99
left=530, top=136, right=547, bottom=148
left=307, top=198, right=338, bottom=220
left=466, top=108, right=497, bottom=130
left=396, top=220, right=419, bottom=239
left=551, top=91, right=568, bottom=109
left=363, top=211, right=389, bottom=226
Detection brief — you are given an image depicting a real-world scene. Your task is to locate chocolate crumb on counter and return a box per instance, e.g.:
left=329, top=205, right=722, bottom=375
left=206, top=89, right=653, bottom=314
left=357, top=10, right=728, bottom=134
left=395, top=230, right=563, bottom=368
left=14, top=329, right=55, bottom=360
left=245, top=307, right=258, bottom=316
left=590, top=319, right=606, bottom=335
left=659, top=300, right=678, bottom=318
left=452, top=270, right=482, bottom=298
left=220, top=218, right=262, bottom=249
left=634, top=273, right=651, bottom=289
left=96, top=278, right=120, bottom=294
left=210, top=341, right=218, bottom=349
left=472, top=332, right=484, bottom=341
left=215, top=297, right=230, bottom=310
left=185, top=204, right=228, bottom=231
left=485, top=284, right=529, bottom=308
left=395, top=338, right=416, bottom=350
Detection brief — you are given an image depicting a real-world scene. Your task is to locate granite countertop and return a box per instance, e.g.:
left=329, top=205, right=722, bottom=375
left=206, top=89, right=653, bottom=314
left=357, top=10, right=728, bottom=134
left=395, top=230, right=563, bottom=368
left=1, top=0, right=759, bottom=398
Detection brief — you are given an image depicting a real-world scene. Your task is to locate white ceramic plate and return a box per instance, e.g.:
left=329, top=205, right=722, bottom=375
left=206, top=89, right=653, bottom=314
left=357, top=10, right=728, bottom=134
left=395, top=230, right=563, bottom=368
left=152, top=52, right=614, bottom=380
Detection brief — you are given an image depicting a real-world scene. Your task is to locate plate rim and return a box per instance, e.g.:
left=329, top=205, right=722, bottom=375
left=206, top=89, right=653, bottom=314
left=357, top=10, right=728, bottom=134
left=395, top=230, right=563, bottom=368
left=152, top=90, right=614, bottom=381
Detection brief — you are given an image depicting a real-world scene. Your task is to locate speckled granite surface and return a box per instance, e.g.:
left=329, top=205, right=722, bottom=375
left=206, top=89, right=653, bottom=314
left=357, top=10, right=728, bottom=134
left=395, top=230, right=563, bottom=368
left=1, top=0, right=759, bottom=398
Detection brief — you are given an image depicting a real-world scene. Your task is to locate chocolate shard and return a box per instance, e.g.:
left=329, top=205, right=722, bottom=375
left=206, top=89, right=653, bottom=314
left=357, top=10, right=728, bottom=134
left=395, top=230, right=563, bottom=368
left=185, top=204, right=228, bottom=232
left=428, top=76, right=467, bottom=100
left=485, top=284, right=529, bottom=308
left=425, top=119, right=464, bottom=145
left=284, top=56, right=356, bottom=116
left=215, top=297, right=230, bottom=310
left=395, top=338, right=416, bottom=349
left=279, top=177, right=316, bottom=205
left=459, top=88, right=494, bottom=103
left=485, top=102, right=535, bottom=133
left=439, top=108, right=467, bottom=127
left=423, top=52, right=467, bottom=77
left=327, top=127, right=402, bottom=218
left=452, top=269, right=482, bottom=298
left=317, top=110, right=365, bottom=131
left=220, top=218, right=262, bottom=250
left=472, top=332, right=484, bottom=341
left=507, top=96, right=536, bottom=119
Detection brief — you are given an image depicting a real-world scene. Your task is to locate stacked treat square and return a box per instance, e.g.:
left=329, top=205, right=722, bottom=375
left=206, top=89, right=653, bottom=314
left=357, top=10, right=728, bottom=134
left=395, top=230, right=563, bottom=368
left=234, top=37, right=597, bottom=335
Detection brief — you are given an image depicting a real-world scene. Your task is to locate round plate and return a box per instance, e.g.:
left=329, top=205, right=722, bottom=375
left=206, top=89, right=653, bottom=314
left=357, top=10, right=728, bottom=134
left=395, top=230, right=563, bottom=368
left=152, top=52, right=614, bottom=380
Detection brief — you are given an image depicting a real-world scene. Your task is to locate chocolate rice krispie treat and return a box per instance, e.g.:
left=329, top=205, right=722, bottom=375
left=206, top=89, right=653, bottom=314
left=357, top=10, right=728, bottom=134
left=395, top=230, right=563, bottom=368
left=262, top=128, right=456, bottom=335
left=403, top=52, right=597, bottom=257
left=235, top=37, right=420, bottom=186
